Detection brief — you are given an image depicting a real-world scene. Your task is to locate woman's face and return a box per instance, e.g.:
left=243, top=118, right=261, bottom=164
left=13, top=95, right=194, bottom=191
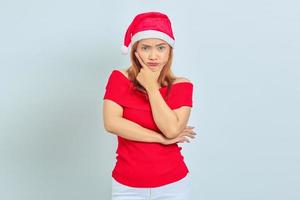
left=135, top=38, right=171, bottom=72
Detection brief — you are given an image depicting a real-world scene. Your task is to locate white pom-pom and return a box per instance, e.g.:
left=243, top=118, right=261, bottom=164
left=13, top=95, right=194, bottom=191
left=120, top=45, right=128, bottom=55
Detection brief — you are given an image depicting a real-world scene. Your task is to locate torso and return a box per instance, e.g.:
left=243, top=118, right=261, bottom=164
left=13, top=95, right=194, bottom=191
left=104, top=68, right=193, bottom=187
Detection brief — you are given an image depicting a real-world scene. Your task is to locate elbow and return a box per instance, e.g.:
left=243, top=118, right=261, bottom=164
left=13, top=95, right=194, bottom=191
left=104, top=121, right=115, bottom=133
left=164, top=126, right=180, bottom=139
left=103, top=116, right=123, bottom=134
left=103, top=116, right=121, bottom=133
left=104, top=124, right=112, bottom=133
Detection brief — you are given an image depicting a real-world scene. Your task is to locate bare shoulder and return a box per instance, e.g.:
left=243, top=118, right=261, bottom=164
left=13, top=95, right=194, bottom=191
left=173, top=77, right=192, bottom=84
left=115, top=68, right=129, bottom=78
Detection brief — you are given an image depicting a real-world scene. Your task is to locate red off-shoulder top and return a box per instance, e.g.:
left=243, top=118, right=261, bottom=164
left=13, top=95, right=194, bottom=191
left=103, top=69, right=193, bottom=187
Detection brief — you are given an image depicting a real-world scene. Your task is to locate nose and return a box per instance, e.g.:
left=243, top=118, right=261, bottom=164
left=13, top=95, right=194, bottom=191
left=148, top=50, right=157, bottom=60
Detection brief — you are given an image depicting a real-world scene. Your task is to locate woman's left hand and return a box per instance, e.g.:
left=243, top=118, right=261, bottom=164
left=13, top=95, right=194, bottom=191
left=135, top=51, right=160, bottom=92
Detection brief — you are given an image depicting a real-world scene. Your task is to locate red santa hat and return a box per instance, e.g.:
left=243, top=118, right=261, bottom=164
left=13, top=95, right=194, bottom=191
left=120, top=11, right=175, bottom=55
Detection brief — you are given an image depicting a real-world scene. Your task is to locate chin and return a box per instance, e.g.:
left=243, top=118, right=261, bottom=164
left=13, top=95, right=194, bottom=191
left=149, top=68, right=161, bottom=72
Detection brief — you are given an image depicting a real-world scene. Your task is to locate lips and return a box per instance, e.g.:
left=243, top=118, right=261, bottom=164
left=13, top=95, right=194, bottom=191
left=147, top=62, right=159, bottom=66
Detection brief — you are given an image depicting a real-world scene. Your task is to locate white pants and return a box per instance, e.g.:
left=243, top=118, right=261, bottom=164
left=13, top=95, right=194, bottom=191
left=111, top=173, right=191, bottom=200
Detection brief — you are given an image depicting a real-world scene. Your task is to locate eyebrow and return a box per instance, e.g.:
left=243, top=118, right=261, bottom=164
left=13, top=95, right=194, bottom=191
left=141, top=43, right=167, bottom=47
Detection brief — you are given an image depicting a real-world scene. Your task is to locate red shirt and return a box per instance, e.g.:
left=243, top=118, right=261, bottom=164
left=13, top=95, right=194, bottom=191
left=103, top=69, right=193, bottom=187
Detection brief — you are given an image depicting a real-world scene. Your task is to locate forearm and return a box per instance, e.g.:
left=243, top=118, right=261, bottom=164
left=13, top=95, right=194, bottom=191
left=147, top=89, right=179, bottom=138
left=105, top=117, right=165, bottom=143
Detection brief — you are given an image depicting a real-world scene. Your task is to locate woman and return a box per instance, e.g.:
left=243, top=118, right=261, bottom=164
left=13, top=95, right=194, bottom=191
left=103, top=11, right=197, bottom=200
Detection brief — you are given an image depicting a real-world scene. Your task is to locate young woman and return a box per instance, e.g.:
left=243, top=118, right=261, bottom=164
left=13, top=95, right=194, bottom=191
left=103, top=11, right=197, bottom=200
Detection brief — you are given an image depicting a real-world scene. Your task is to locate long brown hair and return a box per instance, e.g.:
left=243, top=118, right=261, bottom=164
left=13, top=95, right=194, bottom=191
left=125, top=41, right=177, bottom=100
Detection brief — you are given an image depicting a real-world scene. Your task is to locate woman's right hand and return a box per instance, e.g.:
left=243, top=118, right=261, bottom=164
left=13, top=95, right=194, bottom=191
left=161, top=126, right=197, bottom=145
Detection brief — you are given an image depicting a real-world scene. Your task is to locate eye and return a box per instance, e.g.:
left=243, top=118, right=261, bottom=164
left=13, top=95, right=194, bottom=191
left=158, top=46, right=165, bottom=50
left=141, top=46, right=148, bottom=50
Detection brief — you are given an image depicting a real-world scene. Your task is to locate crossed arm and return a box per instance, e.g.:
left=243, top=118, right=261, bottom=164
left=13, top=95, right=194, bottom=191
left=103, top=100, right=165, bottom=143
